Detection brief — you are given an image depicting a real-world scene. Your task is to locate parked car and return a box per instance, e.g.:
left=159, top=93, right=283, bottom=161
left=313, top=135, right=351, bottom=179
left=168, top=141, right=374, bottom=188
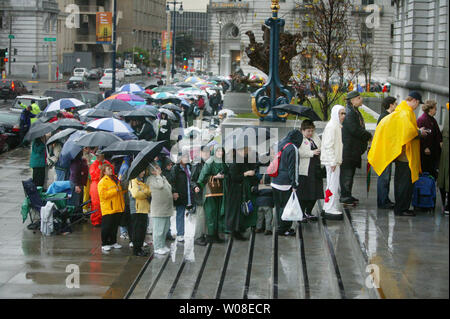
left=43, top=89, right=82, bottom=101
left=124, top=68, right=134, bottom=77
left=73, top=68, right=89, bottom=78
left=133, top=67, right=143, bottom=76
left=0, top=126, right=11, bottom=153
left=0, top=80, right=32, bottom=101
left=76, top=91, right=104, bottom=107
left=88, top=68, right=103, bottom=80
left=99, top=75, right=113, bottom=91
left=67, top=76, right=90, bottom=90
left=10, top=95, right=53, bottom=114
left=103, top=68, right=125, bottom=81
left=0, top=111, right=21, bottom=149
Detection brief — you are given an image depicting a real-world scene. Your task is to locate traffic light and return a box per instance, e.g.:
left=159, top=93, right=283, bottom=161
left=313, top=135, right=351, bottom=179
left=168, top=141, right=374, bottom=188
left=4, top=58, right=8, bottom=63
left=14, top=48, right=17, bottom=56
left=5, top=49, right=8, bottom=57
left=183, top=65, right=187, bottom=69
left=183, top=57, right=187, bottom=61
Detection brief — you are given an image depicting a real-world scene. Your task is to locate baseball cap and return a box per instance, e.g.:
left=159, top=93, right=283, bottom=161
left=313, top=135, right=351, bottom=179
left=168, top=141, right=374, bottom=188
left=408, top=91, right=424, bottom=104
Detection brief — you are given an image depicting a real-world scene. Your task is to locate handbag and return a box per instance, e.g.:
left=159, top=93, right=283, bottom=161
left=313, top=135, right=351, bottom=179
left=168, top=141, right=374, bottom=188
left=281, top=191, right=303, bottom=221
left=240, top=180, right=254, bottom=216
left=208, top=175, right=223, bottom=195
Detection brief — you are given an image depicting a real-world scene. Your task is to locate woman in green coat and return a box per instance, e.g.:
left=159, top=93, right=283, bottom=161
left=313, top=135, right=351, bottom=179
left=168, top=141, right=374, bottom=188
left=196, top=145, right=226, bottom=243
left=223, top=147, right=258, bottom=241
left=29, top=137, right=47, bottom=187
left=438, top=103, right=449, bottom=215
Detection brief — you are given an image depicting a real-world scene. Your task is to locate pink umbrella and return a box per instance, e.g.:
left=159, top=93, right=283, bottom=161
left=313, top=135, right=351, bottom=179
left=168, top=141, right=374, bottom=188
left=106, top=93, right=145, bottom=102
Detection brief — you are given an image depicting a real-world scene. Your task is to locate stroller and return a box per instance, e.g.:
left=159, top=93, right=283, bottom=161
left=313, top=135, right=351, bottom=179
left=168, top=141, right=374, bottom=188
left=21, top=178, right=95, bottom=235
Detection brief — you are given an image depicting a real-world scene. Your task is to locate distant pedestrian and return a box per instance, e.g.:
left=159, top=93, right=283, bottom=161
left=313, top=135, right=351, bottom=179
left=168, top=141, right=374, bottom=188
left=148, top=162, right=174, bottom=255
left=321, top=105, right=345, bottom=220
left=368, top=92, right=428, bottom=217
left=340, top=91, right=372, bottom=206
left=417, top=100, right=442, bottom=179
left=98, top=163, right=124, bottom=252
left=376, top=96, right=397, bottom=209
left=156, top=112, right=171, bottom=150
left=32, top=65, right=37, bottom=79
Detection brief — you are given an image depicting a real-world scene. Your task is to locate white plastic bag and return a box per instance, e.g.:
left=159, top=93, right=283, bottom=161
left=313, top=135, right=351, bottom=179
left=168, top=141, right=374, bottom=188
left=281, top=191, right=303, bottom=221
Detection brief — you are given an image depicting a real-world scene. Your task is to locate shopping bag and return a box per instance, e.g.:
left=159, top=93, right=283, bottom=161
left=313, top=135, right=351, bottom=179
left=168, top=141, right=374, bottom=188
left=281, top=191, right=303, bottom=221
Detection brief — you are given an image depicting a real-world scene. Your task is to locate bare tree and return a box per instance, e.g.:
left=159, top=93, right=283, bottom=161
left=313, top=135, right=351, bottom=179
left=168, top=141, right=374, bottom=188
left=294, top=0, right=355, bottom=120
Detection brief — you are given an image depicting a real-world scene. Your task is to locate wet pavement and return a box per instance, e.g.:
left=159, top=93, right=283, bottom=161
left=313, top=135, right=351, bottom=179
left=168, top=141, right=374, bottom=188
left=0, top=146, right=448, bottom=299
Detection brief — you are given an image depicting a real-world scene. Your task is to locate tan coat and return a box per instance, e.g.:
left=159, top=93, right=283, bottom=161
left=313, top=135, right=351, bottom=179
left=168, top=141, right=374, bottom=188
left=147, top=174, right=174, bottom=218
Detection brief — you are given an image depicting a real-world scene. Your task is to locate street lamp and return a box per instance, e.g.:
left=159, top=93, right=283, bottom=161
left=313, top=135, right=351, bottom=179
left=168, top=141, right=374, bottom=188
left=166, top=1, right=183, bottom=81
left=218, top=19, right=222, bottom=76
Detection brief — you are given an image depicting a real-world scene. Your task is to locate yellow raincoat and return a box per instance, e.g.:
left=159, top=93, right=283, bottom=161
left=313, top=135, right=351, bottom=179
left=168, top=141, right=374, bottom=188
left=368, top=100, right=421, bottom=183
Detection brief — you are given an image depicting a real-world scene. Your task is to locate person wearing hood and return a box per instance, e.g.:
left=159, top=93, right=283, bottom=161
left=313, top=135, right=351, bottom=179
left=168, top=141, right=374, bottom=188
left=271, top=129, right=303, bottom=236
left=340, top=91, right=373, bottom=206
left=89, top=151, right=114, bottom=227
left=195, top=145, right=227, bottom=243
left=320, top=105, right=346, bottom=220
left=368, top=92, right=429, bottom=217
left=223, top=147, right=259, bottom=240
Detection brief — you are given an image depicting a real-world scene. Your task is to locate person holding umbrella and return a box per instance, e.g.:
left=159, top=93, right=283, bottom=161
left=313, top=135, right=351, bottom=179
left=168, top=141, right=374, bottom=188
left=89, top=151, right=114, bottom=227
left=148, top=162, right=173, bottom=255
left=98, top=163, right=125, bottom=252
left=128, top=169, right=151, bottom=256
left=19, top=105, right=35, bottom=145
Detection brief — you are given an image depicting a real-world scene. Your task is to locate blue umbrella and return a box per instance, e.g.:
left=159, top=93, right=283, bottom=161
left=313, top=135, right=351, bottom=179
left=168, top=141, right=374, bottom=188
left=117, top=83, right=144, bottom=93
left=59, top=130, right=87, bottom=168
left=87, top=117, right=134, bottom=134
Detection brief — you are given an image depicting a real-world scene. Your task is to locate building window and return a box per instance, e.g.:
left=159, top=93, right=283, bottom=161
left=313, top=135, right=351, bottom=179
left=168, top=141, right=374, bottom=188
left=301, top=55, right=313, bottom=71
left=362, top=0, right=374, bottom=5
left=389, top=56, right=393, bottom=73
left=302, top=20, right=313, bottom=40
left=361, top=23, right=374, bottom=44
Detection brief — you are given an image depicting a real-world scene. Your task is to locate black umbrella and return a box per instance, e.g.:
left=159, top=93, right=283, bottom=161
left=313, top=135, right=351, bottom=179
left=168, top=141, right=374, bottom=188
left=24, top=121, right=57, bottom=142
left=127, top=141, right=166, bottom=180
left=272, top=104, right=322, bottom=121
left=176, top=82, right=193, bottom=88
left=86, top=108, right=114, bottom=118
left=100, top=140, right=152, bottom=156
left=74, top=131, right=123, bottom=148
left=161, top=103, right=182, bottom=112
left=95, top=99, right=135, bottom=112
left=46, top=128, right=77, bottom=145
left=121, top=108, right=158, bottom=119
left=53, top=118, right=85, bottom=130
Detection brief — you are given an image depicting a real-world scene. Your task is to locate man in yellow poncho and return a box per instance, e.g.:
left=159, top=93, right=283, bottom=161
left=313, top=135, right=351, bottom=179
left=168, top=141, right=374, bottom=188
left=368, top=91, right=429, bottom=217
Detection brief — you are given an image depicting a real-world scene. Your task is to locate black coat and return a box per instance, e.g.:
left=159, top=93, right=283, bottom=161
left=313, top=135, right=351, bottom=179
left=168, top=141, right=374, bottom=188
left=342, top=104, right=372, bottom=168
left=190, top=161, right=205, bottom=206
left=271, top=130, right=303, bottom=188
left=170, top=163, right=194, bottom=206
left=137, top=121, right=156, bottom=141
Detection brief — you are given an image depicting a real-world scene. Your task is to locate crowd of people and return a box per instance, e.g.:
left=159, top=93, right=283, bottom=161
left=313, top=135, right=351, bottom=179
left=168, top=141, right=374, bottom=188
left=25, top=87, right=449, bottom=258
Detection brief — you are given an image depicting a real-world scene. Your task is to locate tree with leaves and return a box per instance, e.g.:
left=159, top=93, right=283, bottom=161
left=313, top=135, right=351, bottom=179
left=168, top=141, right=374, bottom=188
left=295, top=0, right=355, bottom=120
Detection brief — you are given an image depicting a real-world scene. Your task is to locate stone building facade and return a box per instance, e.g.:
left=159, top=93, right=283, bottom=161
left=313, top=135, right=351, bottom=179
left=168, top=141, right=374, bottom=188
left=207, top=0, right=395, bottom=83
left=388, top=0, right=449, bottom=124
left=0, top=0, right=59, bottom=79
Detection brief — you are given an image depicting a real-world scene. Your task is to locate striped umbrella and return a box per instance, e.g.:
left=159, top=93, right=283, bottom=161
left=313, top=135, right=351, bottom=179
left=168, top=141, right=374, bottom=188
left=87, top=117, right=134, bottom=134
left=44, top=98, right=85, bottom=112
left=184, top=76, right=202, bottom=84
left=117, top=83, right=144, bottom=93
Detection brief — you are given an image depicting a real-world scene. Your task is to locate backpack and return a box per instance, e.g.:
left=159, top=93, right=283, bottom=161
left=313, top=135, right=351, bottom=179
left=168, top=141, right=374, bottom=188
left=412, top=172, right=436, bottom=209
left=198, top=98, right=205, bottom=109
left=266, top=143, right=293, bottom=178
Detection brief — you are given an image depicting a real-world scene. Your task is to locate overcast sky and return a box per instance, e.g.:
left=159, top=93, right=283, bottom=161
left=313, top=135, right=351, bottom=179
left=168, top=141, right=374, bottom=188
left=181, top=0, right=208, bottom=12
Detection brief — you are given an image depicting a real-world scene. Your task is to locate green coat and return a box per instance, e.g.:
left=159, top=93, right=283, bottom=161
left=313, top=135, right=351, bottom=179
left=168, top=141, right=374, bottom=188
left=438, top=108, right=449, bottom=192
left=29, top=139, right=46, bottom=168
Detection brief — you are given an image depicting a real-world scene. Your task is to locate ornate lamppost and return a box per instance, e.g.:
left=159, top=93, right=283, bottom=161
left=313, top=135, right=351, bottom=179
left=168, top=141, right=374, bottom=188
left=252, top=0, right=292, bottom=122
left=166, top=1, right=183, bottom=81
